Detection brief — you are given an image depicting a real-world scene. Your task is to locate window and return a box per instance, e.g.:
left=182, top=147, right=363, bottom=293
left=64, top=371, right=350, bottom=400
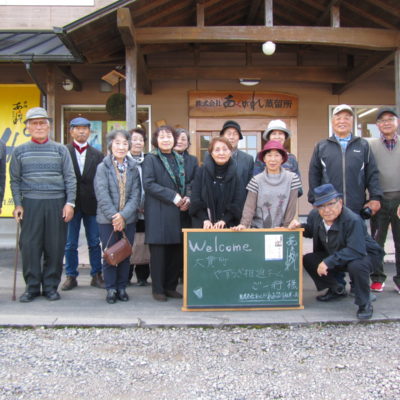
left=61, top=104, right=151, bottom=153
left=328, top=105, right=394, bottom=139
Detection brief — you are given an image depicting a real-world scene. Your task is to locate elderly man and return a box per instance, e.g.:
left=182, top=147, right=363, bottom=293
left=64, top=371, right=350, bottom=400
left=0, top=139, right=5, bottom=214
left=10, top=107, right=76, bottom=302
left=308, top=104, right=382, bottom=216
left=289, top=184, right=383, bottom=320
left=369, top=107, right=400, bottom=293
left=62, top=117, right=104, bottom=291
left=219, top=120, right=254, bottom=206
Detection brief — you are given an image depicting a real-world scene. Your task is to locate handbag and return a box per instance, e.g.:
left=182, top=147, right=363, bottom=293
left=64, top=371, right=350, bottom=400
left=130, top=232, right=150, bottom=265
left=103, top=230, right=132, bottom=266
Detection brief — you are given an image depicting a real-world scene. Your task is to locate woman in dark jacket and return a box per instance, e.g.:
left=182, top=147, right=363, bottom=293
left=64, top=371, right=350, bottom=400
left=189, top=136, right=242, bottom=229
left=174, top=128, right=199, bottom=228
left=142, top=125, right=189, bottom=302
left=94, top=130, right=141, bottom=304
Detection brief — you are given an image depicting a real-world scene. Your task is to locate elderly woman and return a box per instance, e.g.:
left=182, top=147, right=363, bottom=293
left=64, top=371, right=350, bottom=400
left=234, top=140, right=301, bottom=230
left=128, top=127, right=150, bottom=286
left=174, top=128, right=199, bottom=227
left=189, top=136, right=242, bottom=229
left=142, top=125, right=189, bottom=302
left=94, top=130, right=141, bottom=304
left=253, top=119, right=302, bottom=196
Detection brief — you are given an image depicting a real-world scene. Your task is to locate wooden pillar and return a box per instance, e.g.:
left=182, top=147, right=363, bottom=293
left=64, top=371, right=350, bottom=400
left=330, top=5, right=340, bottom=27
left=265, top=0, right=273, bottom=26
left=395, top=48, right=400, bottom=116
left=46, top=64, right=56, bottom=140
left=125, top=46, right=137, bottom=129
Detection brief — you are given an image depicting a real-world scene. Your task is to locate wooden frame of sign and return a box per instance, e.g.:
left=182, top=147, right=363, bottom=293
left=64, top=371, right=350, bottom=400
left=182, top=228, right=304, bottom=312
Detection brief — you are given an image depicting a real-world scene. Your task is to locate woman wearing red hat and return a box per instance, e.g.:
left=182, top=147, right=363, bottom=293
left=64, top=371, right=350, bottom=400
left=233, top=140, right=301, bottom=230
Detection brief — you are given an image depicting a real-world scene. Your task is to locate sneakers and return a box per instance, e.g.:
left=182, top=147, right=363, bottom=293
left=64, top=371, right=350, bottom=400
left=370, top=282, right=385, bottom=292
left=357, top=302, right=373, bottom=320
left=61, top=276, right=77, bottom=291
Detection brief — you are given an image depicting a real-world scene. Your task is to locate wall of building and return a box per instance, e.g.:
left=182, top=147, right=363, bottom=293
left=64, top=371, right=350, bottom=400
left=1, top=0, right=115, bottom=29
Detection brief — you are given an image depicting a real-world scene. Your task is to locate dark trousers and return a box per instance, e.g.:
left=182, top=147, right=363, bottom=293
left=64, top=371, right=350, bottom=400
left=149, top=244, right=182, bottom=294
left=98, top=223, right=135, bottom=290
left=371, top=196, right=400, bottom=285
left=303, top=252, right=372, bottom=306
left=20, top=197, right=67, bottom=294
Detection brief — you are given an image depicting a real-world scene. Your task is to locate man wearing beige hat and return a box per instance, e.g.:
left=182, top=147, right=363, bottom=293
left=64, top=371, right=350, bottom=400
left=10, top=107, right=76, bottom=302
left=308, top=104, right=382, bottom=217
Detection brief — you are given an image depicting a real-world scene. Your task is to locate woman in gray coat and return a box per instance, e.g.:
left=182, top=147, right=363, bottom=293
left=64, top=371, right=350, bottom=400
left=94, top=130, right=141, bottom=304
left=143, top=126, right=188, bottom=302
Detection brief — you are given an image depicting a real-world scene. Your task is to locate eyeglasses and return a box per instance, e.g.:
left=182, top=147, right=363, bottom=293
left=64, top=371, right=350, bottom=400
left=377, top=117, right=397, bottom=124
left=316, top=199, right=339, bottom=210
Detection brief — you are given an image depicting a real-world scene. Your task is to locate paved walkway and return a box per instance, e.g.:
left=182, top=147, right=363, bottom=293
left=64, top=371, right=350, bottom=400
left=0, top=238, right=399, bottom=327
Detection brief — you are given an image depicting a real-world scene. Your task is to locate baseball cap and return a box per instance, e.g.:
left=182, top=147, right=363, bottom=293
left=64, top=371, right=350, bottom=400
left=376, top=107, right=398, bottom=121
left=332, top=104, right=354, bottom=116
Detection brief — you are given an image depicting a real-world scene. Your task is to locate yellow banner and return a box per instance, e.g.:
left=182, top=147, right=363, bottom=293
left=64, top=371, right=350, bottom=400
left=0, top=84, right=40, bottom=217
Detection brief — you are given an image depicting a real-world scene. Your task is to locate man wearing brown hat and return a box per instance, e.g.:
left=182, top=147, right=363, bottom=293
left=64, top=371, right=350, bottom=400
left=10, top=107, right=76, bottom=302
left=369, top=107, right=400, bottom=293
left=219, top=120, right=254, bottom=206
left=289, top=183, right=384, bottom=320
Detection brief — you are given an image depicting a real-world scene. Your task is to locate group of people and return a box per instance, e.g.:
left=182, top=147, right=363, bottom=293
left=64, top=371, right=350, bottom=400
left=3, top=104, right=399, bottom=320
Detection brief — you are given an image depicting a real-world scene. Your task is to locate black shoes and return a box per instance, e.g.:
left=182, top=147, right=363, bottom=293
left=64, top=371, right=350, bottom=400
left=44, top=291, right=61, bottom=301
left=316, top=286, right=346, bottom=302
left=19, top=292, right=40, bottom=303
left=357, top=302, right=373, bottom=320
left=106, top=289, right=117, bottom=304
left=153, top=293, right=167, bottom=302
left=117, top=289, right=129, bottom=302
left=165, top=290, right=183, bottom=299
left=136, top=279, right=149, bottom=287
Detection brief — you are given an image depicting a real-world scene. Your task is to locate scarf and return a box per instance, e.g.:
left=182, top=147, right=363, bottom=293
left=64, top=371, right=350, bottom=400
left=112, top=155, right=128, bottom=211
left=154, top=148, right=185, bottom=196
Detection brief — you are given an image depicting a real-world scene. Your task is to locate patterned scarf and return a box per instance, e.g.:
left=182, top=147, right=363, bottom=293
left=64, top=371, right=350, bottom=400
left=154, top=148, right=185, bottom=196
left=112, top=155, right=128, bottom=211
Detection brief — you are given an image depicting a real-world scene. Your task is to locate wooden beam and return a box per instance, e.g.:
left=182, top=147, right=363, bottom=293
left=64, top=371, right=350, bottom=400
left=197, top=1, right=205, bottom=27
left=125, top=45, right=137, bottom=130
left=46, top=64, right=56, bottom=140
left=117, top=8, right=151, bottom=95
left=147, top=66, right=347, bottom=83
left=330, top=5, right=340, bottom=28
left=316, top=0, right=342, bottom=26
left=135, top=26, right=400, bottom=50
left=265, top=0, right=273, bottom=26
left=332, top=51, right=394, bottom=95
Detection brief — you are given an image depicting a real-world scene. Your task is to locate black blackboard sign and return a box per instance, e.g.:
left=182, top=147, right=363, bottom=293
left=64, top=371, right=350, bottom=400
left=182, top=229, right=303, bottom=311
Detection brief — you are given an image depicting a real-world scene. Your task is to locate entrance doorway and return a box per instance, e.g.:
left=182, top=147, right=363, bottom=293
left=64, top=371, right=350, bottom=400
left=189, top=117, right=297, bottom=164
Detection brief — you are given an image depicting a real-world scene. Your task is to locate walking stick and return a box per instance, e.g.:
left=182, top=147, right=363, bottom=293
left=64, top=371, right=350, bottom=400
left=12, top=222, right=20, bottom=301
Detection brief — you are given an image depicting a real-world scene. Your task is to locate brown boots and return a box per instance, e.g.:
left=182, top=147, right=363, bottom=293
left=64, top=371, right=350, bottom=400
left=90, top=273, right=105, bottom=289
left=61, top=273, right=104, bottom=290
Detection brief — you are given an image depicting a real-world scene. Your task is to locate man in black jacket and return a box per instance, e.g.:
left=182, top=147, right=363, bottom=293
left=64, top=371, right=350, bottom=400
left=308, top=104, right=382, bottom=216
left=62, top=117, right=104, bottom=290
left=289, top=184, right=384, bottom=320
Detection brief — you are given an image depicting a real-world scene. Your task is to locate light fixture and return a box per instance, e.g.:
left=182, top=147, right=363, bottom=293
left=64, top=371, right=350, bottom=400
left=262, top=41, right=276, bottom=56
left=62, top=78, right=74, bottom=91
left=101, top=70, right=126, bottom=86
left=358, top=107, right=378, bottom=118
left=239, top=78, right=261, bottom=86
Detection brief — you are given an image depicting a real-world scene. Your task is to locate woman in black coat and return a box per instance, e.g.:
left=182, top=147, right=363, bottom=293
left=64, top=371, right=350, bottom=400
left=174, top=128, right=199, bottom=228
left=189, top=136, right=243, bottom=229
left=142, top=126, right=189, bottom=302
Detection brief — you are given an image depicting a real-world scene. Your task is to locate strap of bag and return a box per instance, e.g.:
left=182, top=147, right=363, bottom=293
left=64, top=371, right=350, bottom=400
left=104, top=229, right=129, bottom=250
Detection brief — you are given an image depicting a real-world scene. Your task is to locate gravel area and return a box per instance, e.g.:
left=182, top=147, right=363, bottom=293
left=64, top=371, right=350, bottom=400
left=0, top=322, right=399, bottom=400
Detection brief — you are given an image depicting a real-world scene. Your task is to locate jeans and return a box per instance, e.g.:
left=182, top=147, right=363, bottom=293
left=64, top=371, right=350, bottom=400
left=64, top=209, right=102, bottom=277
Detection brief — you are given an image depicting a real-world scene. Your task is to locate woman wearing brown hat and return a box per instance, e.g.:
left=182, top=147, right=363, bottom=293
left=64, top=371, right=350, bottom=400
left=233, top=140, right=301, bottom=230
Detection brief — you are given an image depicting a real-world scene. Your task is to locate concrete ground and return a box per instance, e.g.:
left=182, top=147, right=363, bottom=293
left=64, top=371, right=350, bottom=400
left=0, top=234, right=399, bottom=327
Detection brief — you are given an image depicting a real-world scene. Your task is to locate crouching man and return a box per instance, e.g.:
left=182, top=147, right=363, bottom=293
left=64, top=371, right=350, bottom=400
left=289, top=184, right=383, bottom=320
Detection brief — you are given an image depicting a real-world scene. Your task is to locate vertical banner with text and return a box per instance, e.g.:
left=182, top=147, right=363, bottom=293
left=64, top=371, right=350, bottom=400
left=0, top=84, right=40, bottom=217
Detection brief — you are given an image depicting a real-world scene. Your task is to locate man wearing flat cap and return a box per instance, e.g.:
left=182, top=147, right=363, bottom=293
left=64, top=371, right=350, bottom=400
left=308, top=104, right=382, bottom=217
left=289, top=184, right=384, bottom=320
left=219, top=120, right=254, bottom=206
left=61, top=117, right=104, bottom=291
left=369, top=107, right=400, bottom=293
left=10, top=107, right=76, bottom=302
